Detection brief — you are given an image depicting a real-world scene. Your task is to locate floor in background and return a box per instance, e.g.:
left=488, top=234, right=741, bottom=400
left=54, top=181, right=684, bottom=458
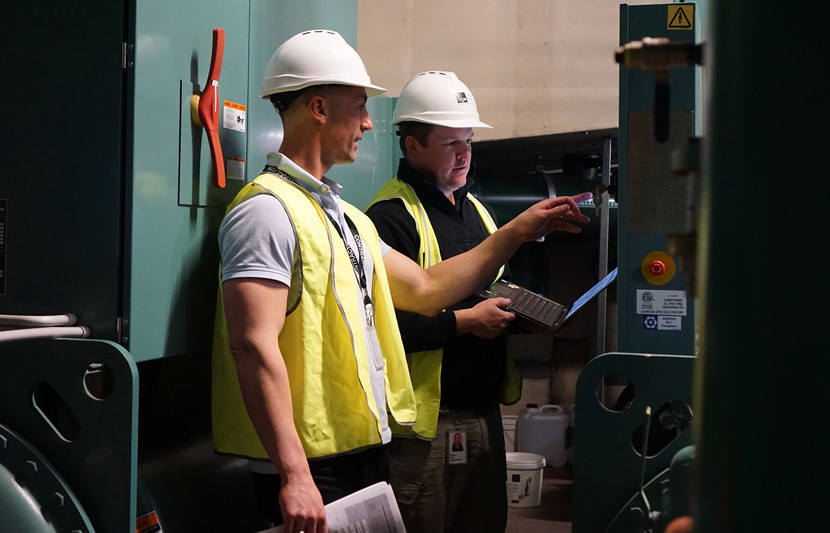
left=506, top=464, right=572, bottom=533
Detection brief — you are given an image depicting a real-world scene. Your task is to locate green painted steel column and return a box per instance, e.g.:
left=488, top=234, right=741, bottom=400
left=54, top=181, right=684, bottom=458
left=696, top=1, right=829, bottom=530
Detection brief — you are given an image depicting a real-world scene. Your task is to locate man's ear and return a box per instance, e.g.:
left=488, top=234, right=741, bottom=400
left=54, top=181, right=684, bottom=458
left=308, top=94, right=327, bottom=123
left=404, top=135, right=421, bottom=155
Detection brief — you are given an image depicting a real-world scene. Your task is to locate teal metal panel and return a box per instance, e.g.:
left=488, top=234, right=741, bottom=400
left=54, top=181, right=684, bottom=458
left=617, top=3, right=698, bottom=355
left=0, top=338, right=139, bottom=532
left=573, top=352, right=695, bottom=533
left=128, top=0, right=250, bottom=361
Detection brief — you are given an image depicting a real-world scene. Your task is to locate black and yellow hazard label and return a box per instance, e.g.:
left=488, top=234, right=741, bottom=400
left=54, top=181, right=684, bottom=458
left=668, top=4, right=694, bottom=30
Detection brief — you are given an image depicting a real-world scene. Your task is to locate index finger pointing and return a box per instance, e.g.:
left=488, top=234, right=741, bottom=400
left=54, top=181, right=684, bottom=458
left=571, top=191, right=594, bottom=203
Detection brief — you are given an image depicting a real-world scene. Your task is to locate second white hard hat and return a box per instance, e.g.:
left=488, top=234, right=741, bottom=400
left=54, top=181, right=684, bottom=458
left=392, top=71, right=491, bottom=128
left=260, top=29, right=385, bottom=99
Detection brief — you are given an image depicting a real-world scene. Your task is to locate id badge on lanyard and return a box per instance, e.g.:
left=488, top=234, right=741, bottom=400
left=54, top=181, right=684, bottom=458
left=448, top=426, right=467, bottom=465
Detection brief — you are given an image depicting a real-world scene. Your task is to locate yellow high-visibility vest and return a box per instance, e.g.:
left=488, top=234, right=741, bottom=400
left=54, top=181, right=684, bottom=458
left=212, top=173, right=415, bottom=459
left=367, top=178, right=521, bottom=439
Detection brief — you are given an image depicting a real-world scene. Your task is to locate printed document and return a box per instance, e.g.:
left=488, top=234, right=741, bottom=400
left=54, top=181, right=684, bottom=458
left=258, top=481, right=405, bottom=533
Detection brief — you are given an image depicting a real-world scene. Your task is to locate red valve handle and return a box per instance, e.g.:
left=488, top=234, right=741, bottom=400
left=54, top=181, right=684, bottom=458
left=197, top=28, right=226, bottom=188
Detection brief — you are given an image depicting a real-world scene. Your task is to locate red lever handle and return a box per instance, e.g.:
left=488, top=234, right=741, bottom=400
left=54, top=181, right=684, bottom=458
left=197, top=28, right=226, bottom=188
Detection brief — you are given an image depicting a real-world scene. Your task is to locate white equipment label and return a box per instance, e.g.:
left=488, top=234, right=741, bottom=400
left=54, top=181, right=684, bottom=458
left=226, top=157, right=245, bottom=181
left=636, top=289, right=687, bottom=316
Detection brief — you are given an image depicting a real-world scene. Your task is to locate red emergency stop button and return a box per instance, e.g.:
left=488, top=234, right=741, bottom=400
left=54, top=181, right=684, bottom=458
left=650, top=260, right=666, bottom=275
left=641, top=251, right=676, bottom=285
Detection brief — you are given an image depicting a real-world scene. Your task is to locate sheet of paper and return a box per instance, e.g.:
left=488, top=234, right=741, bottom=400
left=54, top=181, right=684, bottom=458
left=258, top=481, right=406, bottom=533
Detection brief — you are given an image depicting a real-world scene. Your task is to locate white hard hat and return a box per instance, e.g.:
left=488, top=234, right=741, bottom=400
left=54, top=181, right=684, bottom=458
left=392, top=71, right=491, bottom=128
left=260, top=29, right=385, bottom=99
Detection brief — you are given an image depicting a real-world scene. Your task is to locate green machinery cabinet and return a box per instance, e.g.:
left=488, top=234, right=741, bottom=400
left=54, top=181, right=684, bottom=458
left=617, top=2, right=701, bottom=355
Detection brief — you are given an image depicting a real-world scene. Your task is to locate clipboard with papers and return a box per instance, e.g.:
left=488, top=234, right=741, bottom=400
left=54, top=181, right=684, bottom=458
left=477, top=268, right=618, bottom=334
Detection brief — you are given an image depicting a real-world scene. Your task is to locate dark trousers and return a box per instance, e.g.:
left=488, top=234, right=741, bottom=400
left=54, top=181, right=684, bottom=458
left=251, top=444, right=390, bottom=527
left=389, top=406, right=507, bottom=533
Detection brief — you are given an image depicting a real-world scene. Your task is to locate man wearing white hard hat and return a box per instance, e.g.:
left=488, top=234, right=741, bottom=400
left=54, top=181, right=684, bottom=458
left=212, top=31, right=591, bottom=533
left=366, top=71, right=532, bottom=532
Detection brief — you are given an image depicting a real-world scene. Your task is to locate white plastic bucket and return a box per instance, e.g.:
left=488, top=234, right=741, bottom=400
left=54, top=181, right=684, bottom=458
left=505, top=452, right=546, bottom=507
left=516, top=404, right=568, bottom=467
left=502, top=415, right=517, bottom=452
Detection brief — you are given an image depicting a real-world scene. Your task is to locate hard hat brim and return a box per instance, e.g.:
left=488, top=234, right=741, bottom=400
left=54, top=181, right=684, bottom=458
left=392, top=116, right=493, bottom=129
left=260, top=79, right=386, bottom=99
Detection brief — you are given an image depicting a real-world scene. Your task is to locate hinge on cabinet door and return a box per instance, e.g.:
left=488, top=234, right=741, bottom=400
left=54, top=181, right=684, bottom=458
left=117, top=316, right=129, bottom=346
left=122, top=42, right=134, bottom=69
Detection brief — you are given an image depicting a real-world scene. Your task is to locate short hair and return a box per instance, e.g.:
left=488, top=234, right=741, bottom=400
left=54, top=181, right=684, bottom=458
left=268, top=84, right=336, bottom=116
left=397, top=121, right=435, bottom=154
left=269, top=90, right=305, bottom=115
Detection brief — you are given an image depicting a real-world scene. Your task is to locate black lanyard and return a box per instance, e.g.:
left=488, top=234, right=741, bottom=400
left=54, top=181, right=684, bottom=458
left=325, top=211, right=374, bottom=327
left=264, top=165, right=374, bottom=326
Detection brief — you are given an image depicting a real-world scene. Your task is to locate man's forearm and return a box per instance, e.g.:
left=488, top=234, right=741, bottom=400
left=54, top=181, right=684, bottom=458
left=395, top=223, right=521, bottom=316
left=386, top=195, right=590, bottom=316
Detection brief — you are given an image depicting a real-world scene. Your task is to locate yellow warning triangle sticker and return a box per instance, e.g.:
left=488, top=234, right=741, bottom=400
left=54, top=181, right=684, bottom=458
left=668, top=5, right=694, bottom=30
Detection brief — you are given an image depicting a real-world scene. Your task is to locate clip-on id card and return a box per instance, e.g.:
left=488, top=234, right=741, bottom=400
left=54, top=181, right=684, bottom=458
left=448, top=427, right=467, bottom=465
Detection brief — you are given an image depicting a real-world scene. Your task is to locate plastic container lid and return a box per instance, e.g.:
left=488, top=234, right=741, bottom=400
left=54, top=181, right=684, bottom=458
left=506, top=452, right=546, bottom=469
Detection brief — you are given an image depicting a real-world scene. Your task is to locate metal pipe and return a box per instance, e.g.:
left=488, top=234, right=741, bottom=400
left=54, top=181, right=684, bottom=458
left=596, top=136, right=612, bottom=355
left=0, top=314, right=77, bottom=327
left=0, top=326, right=89, bottom=343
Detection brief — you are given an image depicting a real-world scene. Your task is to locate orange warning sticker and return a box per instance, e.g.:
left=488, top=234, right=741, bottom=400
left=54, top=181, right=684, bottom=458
left=223, top=100, right=247, bottom=132
left=668, top=5, right=694, bottom=30
left=136, top=511, right=161, bottom=533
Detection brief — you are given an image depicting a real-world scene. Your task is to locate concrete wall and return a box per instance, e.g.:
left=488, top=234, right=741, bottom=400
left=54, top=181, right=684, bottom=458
left=358, top=0, right=655, bottom=141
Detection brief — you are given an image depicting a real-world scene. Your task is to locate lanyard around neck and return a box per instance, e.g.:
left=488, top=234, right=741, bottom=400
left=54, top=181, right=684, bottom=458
left=324, top=211, right=374, bottom=327
left=263, top=165, right=374, bottom=326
